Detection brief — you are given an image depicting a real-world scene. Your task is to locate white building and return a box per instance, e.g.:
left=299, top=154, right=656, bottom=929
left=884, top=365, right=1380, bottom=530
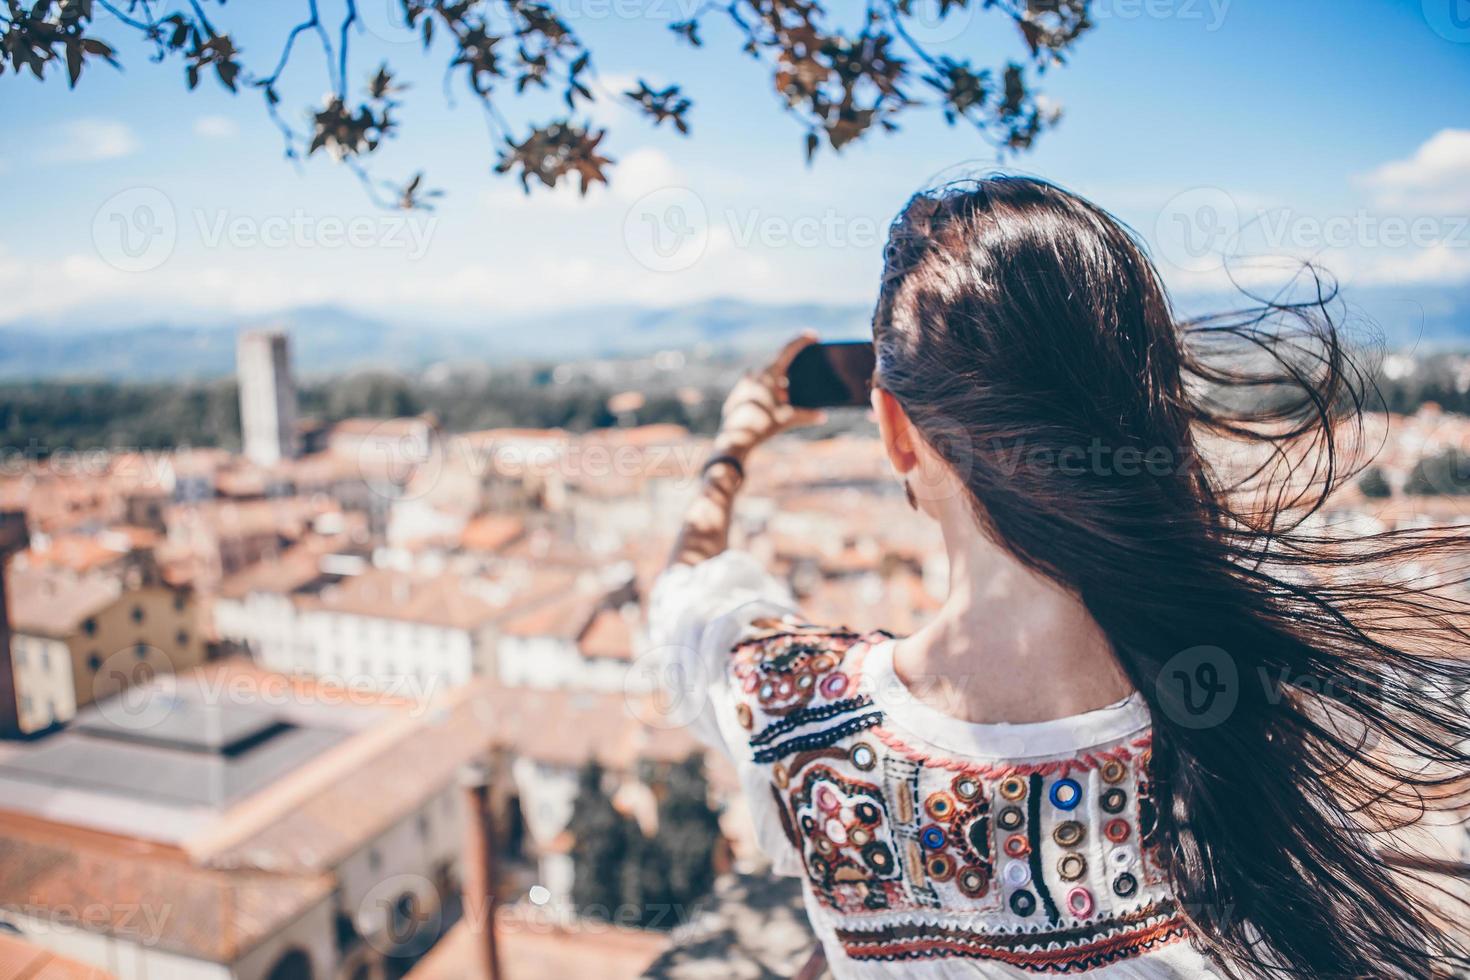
left=213, top=557, right=647, bottom=697
left=238, top=330, right=299, bottom=468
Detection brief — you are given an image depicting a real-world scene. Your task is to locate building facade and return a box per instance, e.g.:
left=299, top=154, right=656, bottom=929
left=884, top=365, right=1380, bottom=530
left=238, top=329, right=300, bottom=467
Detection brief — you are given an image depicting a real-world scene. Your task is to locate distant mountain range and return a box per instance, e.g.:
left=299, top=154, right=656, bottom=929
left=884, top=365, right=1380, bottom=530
left=2, top=283, right=1468, bottom=381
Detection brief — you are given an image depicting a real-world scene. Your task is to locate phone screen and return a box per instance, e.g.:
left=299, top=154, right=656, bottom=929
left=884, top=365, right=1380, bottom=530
left=786, top=341, right=877, bottom=409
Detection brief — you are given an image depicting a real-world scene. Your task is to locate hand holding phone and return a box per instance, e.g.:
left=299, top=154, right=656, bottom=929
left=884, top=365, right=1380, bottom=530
left=785, top=341, right=877, bottom=409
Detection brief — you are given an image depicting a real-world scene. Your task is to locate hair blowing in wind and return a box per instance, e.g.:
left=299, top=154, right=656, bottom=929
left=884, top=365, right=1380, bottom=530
left=871, top=176, right=1470, bottom=979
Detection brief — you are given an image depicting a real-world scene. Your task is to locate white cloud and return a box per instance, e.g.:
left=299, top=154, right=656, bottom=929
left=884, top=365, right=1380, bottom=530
left=41, top=119, right=140, bottom=163
left=611, top=147, right=682, bottom=203
left=193, top=115, right=239, bottom=139
left=1356, top=129, right=1470, bottom=212
left=1349, top=242, right=1470, bottom=286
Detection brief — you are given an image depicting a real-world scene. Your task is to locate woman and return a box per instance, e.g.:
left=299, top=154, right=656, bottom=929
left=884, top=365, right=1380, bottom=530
left=649, top=177, right=1470, bottom=978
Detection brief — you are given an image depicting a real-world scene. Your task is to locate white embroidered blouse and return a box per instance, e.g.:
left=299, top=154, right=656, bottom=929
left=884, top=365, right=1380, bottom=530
left=650, top=551, right=1226, bottom=978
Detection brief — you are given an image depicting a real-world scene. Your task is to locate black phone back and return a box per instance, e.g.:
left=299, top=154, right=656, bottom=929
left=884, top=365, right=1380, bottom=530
left=786, top=342, right=876, bottom=409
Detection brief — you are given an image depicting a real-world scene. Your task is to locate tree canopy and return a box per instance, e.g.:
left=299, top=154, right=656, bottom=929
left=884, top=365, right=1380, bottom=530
left=4, top=0, right=1093, bottom=206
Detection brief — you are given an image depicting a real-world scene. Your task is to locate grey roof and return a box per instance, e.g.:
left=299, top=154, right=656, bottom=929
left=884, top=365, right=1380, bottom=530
left=72, top=694, right=282, bottom=752
left=0, top=692, right=346, bottom=808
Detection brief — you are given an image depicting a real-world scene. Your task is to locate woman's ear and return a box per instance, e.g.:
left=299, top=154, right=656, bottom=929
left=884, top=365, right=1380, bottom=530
left=872, top=387, right=919, bottom=474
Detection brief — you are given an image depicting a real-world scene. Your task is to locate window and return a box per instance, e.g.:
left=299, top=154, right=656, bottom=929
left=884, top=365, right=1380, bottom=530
left=131, top=606, right=144, bottom=624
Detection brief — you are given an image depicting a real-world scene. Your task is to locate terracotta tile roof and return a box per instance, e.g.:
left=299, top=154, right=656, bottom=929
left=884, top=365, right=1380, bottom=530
left=296, top=568, right=572, bottom=632
left=581, top=423, right=690, bottom=448
left=473, top=686, right=703, bottom=770
left=328, top=415, right=439, bottom=441
left=0, top=818, right=332, bottom=964
left=457, top=428, right=569, bottom=447
left=5, top=564, right=121, bottom=639
left=166, top=497, right=327, bottom=541
left=577, top=607, right=634, bottom=661
left=408, top=906, right=670, bottom=980
left=494, top=531, right=600, bottom=569
left=0, top=930, right=115, bottom=979
left=497, top=587, right=600, bottom=639
left=268, top=451, right=361, bottom=485
left=460, top=514, right=526, bottom=553
left=215, top=540, right=344, bottom=599
left=20, top=534, right=128, bottom=575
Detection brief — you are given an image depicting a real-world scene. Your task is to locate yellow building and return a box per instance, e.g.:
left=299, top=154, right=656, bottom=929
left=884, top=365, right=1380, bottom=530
left=5, top=561, right=207, bottom=734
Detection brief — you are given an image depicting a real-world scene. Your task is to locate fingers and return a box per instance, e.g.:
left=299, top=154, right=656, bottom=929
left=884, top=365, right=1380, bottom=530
left=785, top=407, right=828, bottom=430
left=770, top=331, right=820, bottom=377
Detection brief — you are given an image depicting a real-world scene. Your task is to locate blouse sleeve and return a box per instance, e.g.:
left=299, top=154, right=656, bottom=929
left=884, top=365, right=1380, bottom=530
left=647, top=550, right=806, bottom=876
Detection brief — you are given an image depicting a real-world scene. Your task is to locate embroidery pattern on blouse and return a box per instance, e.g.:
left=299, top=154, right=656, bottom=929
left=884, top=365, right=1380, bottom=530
left=730, top=626, right=1193, bottom=974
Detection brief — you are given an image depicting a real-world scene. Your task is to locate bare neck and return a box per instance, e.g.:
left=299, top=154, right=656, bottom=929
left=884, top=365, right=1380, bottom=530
left=892, top=494, right=1133, bottom=724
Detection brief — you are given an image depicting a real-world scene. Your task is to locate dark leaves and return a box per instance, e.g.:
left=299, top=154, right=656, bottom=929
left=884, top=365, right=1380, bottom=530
left=495, top=122, right=612, bottom=195
left=669, top=19, right=702, bottom=47
left=397, top=171, right=444, bottom=210
left=1, top=0, right=117, bottom=87
left=2, top=0, right=1093, bottom=201
left=624, top=80, right=692, bottom=135
left=922, top=57, right=987, bottom=125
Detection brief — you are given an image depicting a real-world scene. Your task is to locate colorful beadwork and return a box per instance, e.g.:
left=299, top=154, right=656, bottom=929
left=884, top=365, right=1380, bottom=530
left=1052, top=820, right=1085, bottom=848
left=819, top=672, right=850, bottom=699
left=957, top=865, right=989, bottom=898
left=1067, top=886, right=1096, bottom=919
left=730, top=626, right=1183, bottom=973
left=1049, top=778, right=1082, bottom=811
left=925, top=791, right=957, bottom=820
left=1001, top=860, right=1031, bottom=888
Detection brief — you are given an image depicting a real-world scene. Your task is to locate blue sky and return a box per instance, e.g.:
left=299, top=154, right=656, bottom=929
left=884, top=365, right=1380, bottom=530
left=1, top=0, right=1468, bottom=327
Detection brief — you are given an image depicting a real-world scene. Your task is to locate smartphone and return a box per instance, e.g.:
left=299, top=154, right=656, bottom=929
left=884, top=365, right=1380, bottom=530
left=786, top=341, right=877, bottom=409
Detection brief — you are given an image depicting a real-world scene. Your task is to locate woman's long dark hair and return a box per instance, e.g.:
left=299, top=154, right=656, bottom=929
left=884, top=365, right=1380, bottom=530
left=872, top=176, right=1470, bottom=979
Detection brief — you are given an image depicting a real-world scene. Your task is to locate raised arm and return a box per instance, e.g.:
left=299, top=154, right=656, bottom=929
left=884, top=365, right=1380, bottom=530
left=668, top=334, right=825, bottom=568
